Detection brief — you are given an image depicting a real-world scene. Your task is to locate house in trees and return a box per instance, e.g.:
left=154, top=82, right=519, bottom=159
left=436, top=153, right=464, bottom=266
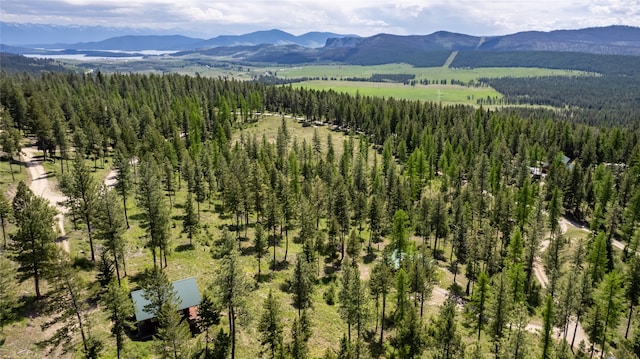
left=131, top=277, right=201, bottom=337
left=542, top=153, right=574, bottom=174
left=529, top=166, right=542, bottom=180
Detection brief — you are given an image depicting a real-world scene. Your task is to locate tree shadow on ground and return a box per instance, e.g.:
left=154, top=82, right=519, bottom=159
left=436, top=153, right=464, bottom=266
left=363, top=251, right=377, bottom=264
left=11, top=295, right=45, bottom=323
left=175, top=244, right=194, bottom=252
left=254, top=273, right=272, bottom=284
left=240, top=245, right=255, bottom=256
left=128, top=212, right=146, bottom=222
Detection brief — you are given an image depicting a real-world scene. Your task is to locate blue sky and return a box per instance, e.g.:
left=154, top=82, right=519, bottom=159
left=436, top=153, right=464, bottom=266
left=1, top=0, right=639, bottom=37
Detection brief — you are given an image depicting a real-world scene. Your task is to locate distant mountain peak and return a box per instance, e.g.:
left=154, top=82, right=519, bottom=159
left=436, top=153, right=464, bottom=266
left=2, top=24, right=639, bottom=60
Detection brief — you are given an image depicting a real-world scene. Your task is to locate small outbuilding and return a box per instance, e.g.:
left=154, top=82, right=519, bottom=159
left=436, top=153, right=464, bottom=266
left=131, top=277, right=201, bottom=337
left=542, top=153, right=574, bottom=174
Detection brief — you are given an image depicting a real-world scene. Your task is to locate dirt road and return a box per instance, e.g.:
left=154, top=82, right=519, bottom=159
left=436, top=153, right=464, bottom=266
left=21, top=146, right=69, bottom=253
left=532, top=217, right=591, bottom=349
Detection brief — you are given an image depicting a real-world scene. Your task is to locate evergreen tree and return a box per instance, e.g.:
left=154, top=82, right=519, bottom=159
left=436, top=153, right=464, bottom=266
left=544, top=232, right=566, bottom=297
left=11, top=181, right=57, bottom=299
left=103, top=279, right=134, bottom=359
left=469, top=271, right=489, bottom=341
left=416, top=197, right=431, bottom=247
left=624, top=256, right=640, bottom=338
left=587, top=271, right=625, bottom=358
left=391, top=209, right=410, bottom=264
left=541, top=295, right=554, bottom=359
left=588, top=231, right=609, bottom=285
left=137, top=155, right=171, bottom=268
left=465, top=343, right=485, bottom=359
left=290, top=254, right=315, bottom=316
left=113, top=148, right=133, bottom=229
left=395, top=268, right=410, bottom=325
left=163, top=162, right=176, bottom=211
left=524, top=195, right=544, bottom=300
left=155, top=299, right=192, bottom=359
left=565, top=160, right=585, bottom=219
left=289, top=310, right=312, bottom=359
left=571, top=270, right=593, bottom=351
left=450, top=194, right=468, bottom=283
left=333, top=179, right=350, bottom=261
left=431, top=296, right=463, bottom=359
left=250, top=162, right=266, bottom=223
left=516, top=175, right=534, bottom=232
left=60, top=153, right=99, bottom=261
left=96, top=249, right=115, bottom=287
left=369, top=251, right=393, bottom=346
left=193, top=156, right=207, bottom=220
left=182, top=192, right=199, bottom=247
left=0, top=255, right=19, bottom=336
left=0, top=119, right=22, bottom=182
left=396, top=305, right=425, bottom=359
left=555, top=269, right=579, bottom=339
left=213, top=247, right=253, bottom=359
left=254, top=223, right=268, bottom=281
left=346, top=229, right=362, bottom=263
left=497, top=303, right=529, bottom=359
left=140, top=267, right=176, bottom=319
left=265, top=192, right=281, bottom=271
left=506, top=229, right=527, bottom=304
left=95, top=186, right=127, bottom=284
left=214, top=227, right=236, bottom=260
left=40, top=258, right=101, bottom=357
left=339, top=262, right=369, bottom=342
left=368, top=193, right=383, bottom=247
left=488, top=273, right=510, bottom=351
left=0, top=194, right=11, bottom=250
left=52, top=116, right=69, bottom=173
left=408, top=248, right=437, bottom=317
left=259, top=290, right=284, bottom=359
left=280, top=180, right=295, bottom=261
left=210, top=328, right=230, bottom=359
left=196, top=293, right=220, bottom=358
left=548, top=187, right=563, bottom=238
left=431, top=194, right=448, bottom=258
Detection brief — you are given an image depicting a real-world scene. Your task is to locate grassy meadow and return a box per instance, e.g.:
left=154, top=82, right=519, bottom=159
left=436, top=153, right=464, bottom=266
left=265, top=64, right=593, bottom=105
left=289, top=80, right=501, bottom=105
left=268, top=64, right=589, bottom=82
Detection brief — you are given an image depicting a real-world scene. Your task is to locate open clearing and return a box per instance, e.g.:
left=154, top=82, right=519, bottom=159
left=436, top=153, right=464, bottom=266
left=266, top=64, right=594, bottom=105
left=290, top=80, right=502, bottom=104
left=268, top=64, right=592, bottom=82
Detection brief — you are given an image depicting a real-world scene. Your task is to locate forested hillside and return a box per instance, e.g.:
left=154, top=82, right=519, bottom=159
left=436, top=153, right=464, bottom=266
left=0, top=52, right=70, bottom=75
left=479, top=75, right=640, bottom=128
left=0, top=72, right=639, bottom=358
left=451, top=51, right=640, bottom=128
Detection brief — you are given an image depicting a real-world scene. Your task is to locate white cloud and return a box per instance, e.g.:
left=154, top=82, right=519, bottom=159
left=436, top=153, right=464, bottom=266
left=1, top=0, right=639, bottom=36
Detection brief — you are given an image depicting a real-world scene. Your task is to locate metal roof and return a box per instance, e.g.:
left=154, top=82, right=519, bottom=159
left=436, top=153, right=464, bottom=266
left=131, top=277, right=201, bottom=322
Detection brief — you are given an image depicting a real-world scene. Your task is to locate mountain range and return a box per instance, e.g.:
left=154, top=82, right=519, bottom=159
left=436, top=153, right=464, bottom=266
left=1, top=24, right=639, bottom=66
left=0, top=22, right=355, bottom=50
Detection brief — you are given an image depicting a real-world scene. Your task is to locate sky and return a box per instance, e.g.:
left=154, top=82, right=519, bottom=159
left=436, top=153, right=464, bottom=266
left=1, top=0, right=639, bottom=37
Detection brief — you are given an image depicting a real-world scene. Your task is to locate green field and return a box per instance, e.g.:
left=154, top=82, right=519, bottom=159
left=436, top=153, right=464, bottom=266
left=70, top=57, right=594, bottom=106
left=268, top=64, right=591, bottom=82
left=290, top=80, right=502, bottom=104
left=265, top=64, right=593, bottom=105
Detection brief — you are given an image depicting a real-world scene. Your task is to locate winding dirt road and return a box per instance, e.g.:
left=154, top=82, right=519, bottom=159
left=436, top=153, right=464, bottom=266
left=531, top=217, right=591, bottom=349
left=21, top=145, right=70, bottom=253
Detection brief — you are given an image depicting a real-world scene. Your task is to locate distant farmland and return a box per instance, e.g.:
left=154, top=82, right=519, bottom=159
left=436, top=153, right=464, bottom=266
left=289, top=80, right=502, bottom=105
left=268, top=64, right=593, bottom=105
